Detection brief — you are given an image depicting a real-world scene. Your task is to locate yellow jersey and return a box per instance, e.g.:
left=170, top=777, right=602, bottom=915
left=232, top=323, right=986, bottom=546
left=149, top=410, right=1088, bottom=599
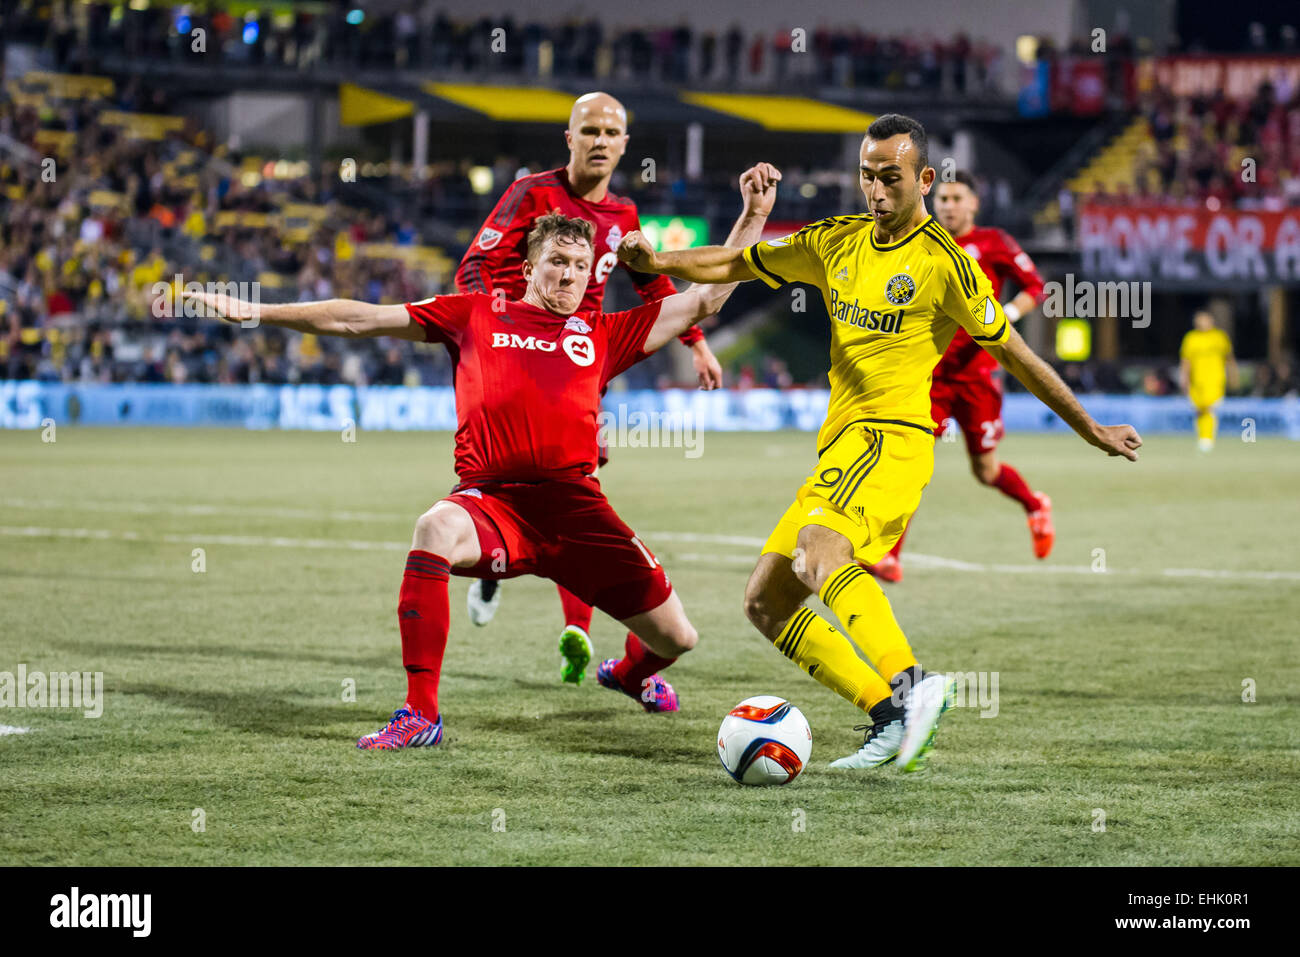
left=1180, top=328, right=1232, bottom=395
left=743, top=213, right=1010, bottom=452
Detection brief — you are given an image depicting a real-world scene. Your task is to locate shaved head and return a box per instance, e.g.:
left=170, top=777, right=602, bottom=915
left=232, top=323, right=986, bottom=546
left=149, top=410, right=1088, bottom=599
left=569, top=92, right=627, bottom=132
left=565, top=91, right=630, bottom=195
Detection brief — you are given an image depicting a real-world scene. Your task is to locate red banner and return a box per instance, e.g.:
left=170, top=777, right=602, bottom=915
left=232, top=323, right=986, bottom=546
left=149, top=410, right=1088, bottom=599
left=1079, top=204, right=1300, bottom=284
left=1137, top=55, right=1300, bottom=101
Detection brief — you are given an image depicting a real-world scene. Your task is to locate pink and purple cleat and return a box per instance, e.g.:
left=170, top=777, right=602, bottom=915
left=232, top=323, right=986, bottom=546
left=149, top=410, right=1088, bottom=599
left=596, top=659, right=679, bottom=713
left=356, top=706, right=443, bottom=749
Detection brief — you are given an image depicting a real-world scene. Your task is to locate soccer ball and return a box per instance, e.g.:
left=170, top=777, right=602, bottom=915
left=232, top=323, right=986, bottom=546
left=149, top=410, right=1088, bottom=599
left=716, top=695, right=812, bottom=786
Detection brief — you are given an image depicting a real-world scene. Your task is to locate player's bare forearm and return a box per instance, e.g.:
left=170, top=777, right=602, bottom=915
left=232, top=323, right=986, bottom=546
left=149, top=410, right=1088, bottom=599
left=986, top=328, right=1142, bottom=460
left=621, top=162, right=777, bottom=287
left=186, top=292, right=419, bottom=340
left=636, top=244, right=756, bottom=285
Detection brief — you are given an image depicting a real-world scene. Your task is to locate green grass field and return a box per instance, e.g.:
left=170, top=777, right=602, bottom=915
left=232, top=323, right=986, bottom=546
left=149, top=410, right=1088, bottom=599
left=1, top=427, right=1297, bottom=865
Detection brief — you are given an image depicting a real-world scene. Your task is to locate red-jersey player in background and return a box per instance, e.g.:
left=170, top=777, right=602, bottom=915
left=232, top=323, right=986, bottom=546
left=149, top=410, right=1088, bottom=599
left=866, top=170, right=1051, bottom=583
left=455, top=91, right=725, bottom=682
left=188, top=163, right=778, bottom=750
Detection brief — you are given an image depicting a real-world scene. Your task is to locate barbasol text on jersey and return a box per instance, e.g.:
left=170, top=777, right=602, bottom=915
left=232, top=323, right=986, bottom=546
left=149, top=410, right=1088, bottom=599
left=828, top=288, right=906, bottom=334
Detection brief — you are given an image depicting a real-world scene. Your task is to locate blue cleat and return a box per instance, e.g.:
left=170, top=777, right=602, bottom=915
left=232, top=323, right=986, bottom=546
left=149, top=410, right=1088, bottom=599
left=596, top=659, right=679, bottom=713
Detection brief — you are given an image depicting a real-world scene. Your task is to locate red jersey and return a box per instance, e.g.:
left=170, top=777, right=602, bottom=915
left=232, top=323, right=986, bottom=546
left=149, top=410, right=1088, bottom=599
left=455, top=167, right=702, bottom=345
left=405, top=292, right=662, bottom=484
left=934, top=226, right=1045, bottom=381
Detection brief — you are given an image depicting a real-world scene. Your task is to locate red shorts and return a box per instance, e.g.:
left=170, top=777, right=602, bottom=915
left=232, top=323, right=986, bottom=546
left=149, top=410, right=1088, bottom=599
left=931, top=372, right=1005, bottom=456
left=445, top=476, right=672, bottom=621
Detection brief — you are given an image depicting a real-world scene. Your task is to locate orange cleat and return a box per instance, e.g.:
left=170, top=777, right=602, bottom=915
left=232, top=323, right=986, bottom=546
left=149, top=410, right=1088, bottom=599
left=861, top=552, right=903, bottom=583
left=1027, top=493, right=1054, bottom=559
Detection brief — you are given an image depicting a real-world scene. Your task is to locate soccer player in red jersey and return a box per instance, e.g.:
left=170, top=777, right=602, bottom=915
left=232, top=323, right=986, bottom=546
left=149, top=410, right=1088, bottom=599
left=456, top=91, right=725, bottom=675
left=866, top=170, right=1052, bottom=584
left=188, top=165, right=780, bottom=750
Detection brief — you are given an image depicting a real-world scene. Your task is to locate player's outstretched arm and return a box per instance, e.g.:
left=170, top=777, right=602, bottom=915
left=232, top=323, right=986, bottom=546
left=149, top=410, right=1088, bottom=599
left=618, top=163, right=780, bottom=286
left=984, top=328, right=1143, bottom=461
left=629, top=164, right=780, bottom=353
left=619, top=236, right=755, bottom=285
left=185, top=292, right=422, bottom=341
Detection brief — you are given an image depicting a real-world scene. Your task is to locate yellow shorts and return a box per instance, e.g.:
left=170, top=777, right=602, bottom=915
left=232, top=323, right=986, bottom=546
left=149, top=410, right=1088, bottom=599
left=761, top=422, right=935, bottom=565
left=1189, top=387, right=1224, bottom=411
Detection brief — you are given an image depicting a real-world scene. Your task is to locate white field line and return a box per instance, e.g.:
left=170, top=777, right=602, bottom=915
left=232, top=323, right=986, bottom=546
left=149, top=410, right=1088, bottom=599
left=0, top=725, right=32, bottom=736
left=2, top=524, right=1299, bottom=583
left=1, top=497, right=408, bottom=523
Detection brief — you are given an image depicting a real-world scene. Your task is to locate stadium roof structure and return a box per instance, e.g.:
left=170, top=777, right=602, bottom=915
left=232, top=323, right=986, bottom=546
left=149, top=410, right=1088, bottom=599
left=340, top=82, right=875, bottom=133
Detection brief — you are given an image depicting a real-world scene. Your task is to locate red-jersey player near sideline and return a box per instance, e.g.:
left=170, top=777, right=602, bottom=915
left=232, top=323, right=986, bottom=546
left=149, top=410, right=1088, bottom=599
left=865, top=169, right=1051, bottom=584
left=188, top=164, right=780, bottom=750
left=456, top=91, right=725, bottom=678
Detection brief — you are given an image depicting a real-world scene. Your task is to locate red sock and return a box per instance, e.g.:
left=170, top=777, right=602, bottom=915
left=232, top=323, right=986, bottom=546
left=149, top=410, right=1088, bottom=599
left=556, top=584, right=594, bottom=632
left=398, top=550, right=450, bottom=718
left=611, top=631, right=675, bottom=694
left=993, top=464, right=1041, bottom=512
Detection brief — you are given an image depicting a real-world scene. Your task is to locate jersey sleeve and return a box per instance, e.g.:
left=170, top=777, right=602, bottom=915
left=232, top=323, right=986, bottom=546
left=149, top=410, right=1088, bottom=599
left=938, top=244, right=1012, bottom=348
left=628, top=265, right=678, bottom=304
left=455, top=180, right=536, bottom=294
left=601, top=301, right=665, bottom=380
left=405, top=294, right=474, bottom=345
left=997, top=229, right=1047, bottom=305
left=1179, top=332, right=1194, bottom=360
left=742, top=226, right=826, bottom=289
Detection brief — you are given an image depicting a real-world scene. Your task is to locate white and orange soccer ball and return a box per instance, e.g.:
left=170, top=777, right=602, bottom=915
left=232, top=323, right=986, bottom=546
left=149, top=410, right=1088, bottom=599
left=716, top=695, right=812, bottom=785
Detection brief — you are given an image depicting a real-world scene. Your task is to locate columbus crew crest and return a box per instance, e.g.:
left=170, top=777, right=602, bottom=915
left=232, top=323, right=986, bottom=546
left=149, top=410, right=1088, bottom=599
left=884, top=273, right=916, bottom=305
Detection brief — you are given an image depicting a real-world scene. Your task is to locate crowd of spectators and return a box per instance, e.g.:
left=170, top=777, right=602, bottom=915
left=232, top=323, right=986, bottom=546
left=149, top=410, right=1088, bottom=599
left=18, top=1, right=1005, bottom=97
left=2, top=67, right=1295, bottom=396
left=0, top=80, right=456, bottom=387
left=1074, top=81, right=1300, bottom=210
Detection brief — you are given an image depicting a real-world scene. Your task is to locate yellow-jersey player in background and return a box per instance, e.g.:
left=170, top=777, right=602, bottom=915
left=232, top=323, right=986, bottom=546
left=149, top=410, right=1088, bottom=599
left=617, top=114, right=1142, bottom=771
left=1179, top=310, right=1240, bottom=451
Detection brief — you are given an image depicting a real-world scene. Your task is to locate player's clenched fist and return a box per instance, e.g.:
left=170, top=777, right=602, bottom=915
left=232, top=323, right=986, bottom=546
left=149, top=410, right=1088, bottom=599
left=1091, top=423, right=1143, bottom=461
left=739, top=162, right=782, bottom=217
left=617, top=230, right=657, bottom=273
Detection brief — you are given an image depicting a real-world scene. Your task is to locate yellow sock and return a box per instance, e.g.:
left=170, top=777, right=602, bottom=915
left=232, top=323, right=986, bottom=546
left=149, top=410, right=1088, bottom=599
left=1196, top=409, right=1216, bottom=443
left=819, top=563, right=918, bottom=682
left=773, top=606, right=893, bottom=712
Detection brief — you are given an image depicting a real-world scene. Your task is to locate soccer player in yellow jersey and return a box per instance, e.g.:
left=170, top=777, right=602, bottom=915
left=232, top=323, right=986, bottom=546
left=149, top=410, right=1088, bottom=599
left=618, top=114, right=1142, bottom=771
left=1179, top=310, right=1239, bottom=451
